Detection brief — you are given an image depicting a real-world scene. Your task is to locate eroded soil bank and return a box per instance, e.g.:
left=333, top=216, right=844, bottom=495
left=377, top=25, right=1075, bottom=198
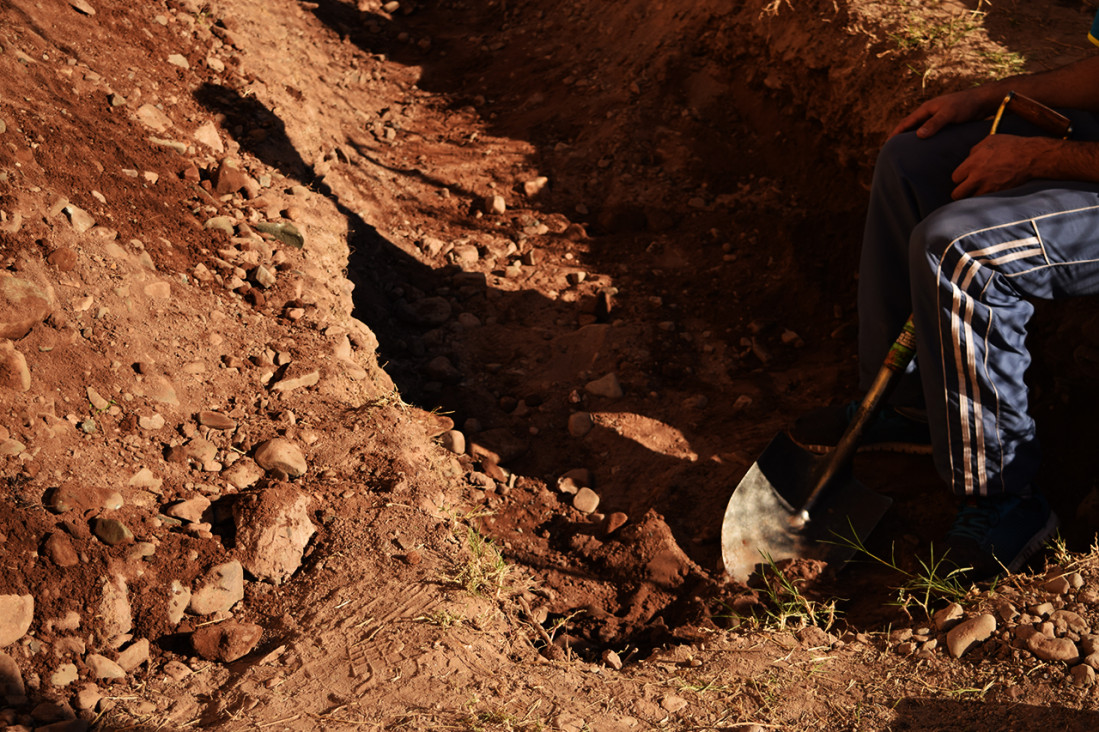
left=3, top=0, right=1099, bottom=729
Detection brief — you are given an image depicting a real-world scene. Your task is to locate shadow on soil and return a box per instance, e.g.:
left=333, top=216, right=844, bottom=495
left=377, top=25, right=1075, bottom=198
left=891, top=697, right=1099, bottom=731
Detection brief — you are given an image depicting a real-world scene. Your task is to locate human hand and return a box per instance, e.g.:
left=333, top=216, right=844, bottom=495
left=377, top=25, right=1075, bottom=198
left=950, top=134, right=1056, bottom=199
left=890, top=88, right=996, bottom=139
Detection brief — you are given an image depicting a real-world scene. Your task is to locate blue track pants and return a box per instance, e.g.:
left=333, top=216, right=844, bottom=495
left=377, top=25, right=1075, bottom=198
left=858, top=111, right=1099, bottom=497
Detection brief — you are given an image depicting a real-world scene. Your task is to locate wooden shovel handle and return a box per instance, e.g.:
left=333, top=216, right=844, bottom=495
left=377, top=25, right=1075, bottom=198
left=792, top=316, right=917, bottom=527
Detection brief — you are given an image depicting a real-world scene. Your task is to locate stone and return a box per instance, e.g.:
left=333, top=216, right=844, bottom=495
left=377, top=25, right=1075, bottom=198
left=483, top=194, right=506, bottom=214
left=167, top=53, right=189, bottom=69
left=440, top=430, right=465, bottom=454
left=0, top=342, right=31, bottom=391
left=1051, top=610, right=1090, bottom=636
left=946, top=614, right=996, bottom=658
left=1026, top=633, right=1080, bottom=663
left=660, top=694, right=688, bottom=713
left=584, top=373, right=623, bottom=398
left=116, top=639, right=149, bottom=671
left=0, top=595, right=33, bottom=647
left=68, top=0, right=96, bottom=15
left=933, top=602, right=964, bottom=632
left=0, top=652, right=25, bottom=701
left=567, top=412, right=594, bottom=437
left=602, top=649, right=623, bottom=670
left=62, top=204, right=95, bottom=233
left=212, top=160, right=251, bottom=195
left=165, top=496, right=211, bottom=524
left=98, top=576, right=132, bottom=642
left=1071, top=663, right=1096, bottom=687
left=191, top=621, right=263, bottom=662
left=50, top=664, right=78, bottom=687
left=128, top=468, right=163, bottom=493
left=222, top=458, right=264, bottom=489
left=85, top=654, right=125, bottom=680
left=47, top=248, right=78, bottom=271
left=194, top=121, right=223, bottom=152
left=0, top=277, right=52, bottom=340
left=604, top=512, right=629, bottom=535
left=44, top=533, right=79, bottom=567
left=573, top=487, right=600, bottom=514
left=523, top=176, right=549, bottom=197
left=189, top=561, right=244, bottom=615
left=1044, top=575, right=1072, bottom=595
left=135, top=104, right=171, bottom=132
left=253, top=438, right=307, bottom=477
left=138, top=414, right=165, bottom=431
left=167, top=581, right=190, bottom=625
left=93, top=518, right=133, bottom=546
left=271, top=369, right=320, bottom=393
left=233, top=487, right=315, bottom=584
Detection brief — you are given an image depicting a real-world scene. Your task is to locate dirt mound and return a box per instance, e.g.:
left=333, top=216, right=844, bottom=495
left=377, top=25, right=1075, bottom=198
left=3, top=0, right=1099, bottom=729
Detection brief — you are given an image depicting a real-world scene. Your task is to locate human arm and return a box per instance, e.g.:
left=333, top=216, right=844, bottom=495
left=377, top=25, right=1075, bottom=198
left=891, top=55, right=1099, bottom=139
left=950, top=135, right=1099, bottom=199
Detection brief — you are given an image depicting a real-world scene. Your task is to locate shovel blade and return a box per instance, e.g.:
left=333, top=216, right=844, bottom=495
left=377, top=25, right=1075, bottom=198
left=721, top=432, right=892, bottom=583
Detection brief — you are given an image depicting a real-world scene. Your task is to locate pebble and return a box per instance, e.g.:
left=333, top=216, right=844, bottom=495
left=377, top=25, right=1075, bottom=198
left=85, top=654, right=125, bottom=681
left=222, top=458, right=264, bottom=489
left=1043, top=576, right=1072, bottom=595
left=660, top=694, right=688, bottom=713
left=440, top=430, right=465, bottom=454
left=116, top=639, right=149, bottom=671
left=68, top=0, right=96, bottom=15
left=167, top=54, right=189, bottom=69
left=946, top=614, right=996, bottom=658
left=523, top=176, right=549, bottom=197
left=573, top=487, right=600, bottom=514
left=138, top=414, right=165, bottom=431
left=63, top=204, right=96, bottom=233
left=604, top=512, right=628, bottom=535
left=567, top=412, right=594, bottom=437
left=1026, top=633, right=1080, bottom=664
left=0, top=595, right=34, bottom=647
left=0, top=342, right=30, bottom=391
left=192, top=621, right=263, bottom=662
left=0, top=277, right=53, bottom=340
left=163, top=660, right=192, bottom=681
left=47, top=248, right=78, bottom=271
left=189, top=560, right=245, bottom=615
left=933, top=602, right=964, bottom=632
left=167, top=581, right=190, bottom=625
left=1051, top=609, right=1089, bottom=636
left=198, top=410, right=236, bottom=430
left=584, top=373, right=623, bottom=398
left=194, top=121, right=224, bottom=152
left=44, top=533, right=79, bottom=567
left=165, top=496, right=211, bottom=524
left=602, top=649, right=623, bottom=670
left=1029, top=601, right=1054, bottom=618
left=1071, top=663, right=1095, bottom=687
left=254, top=438, right=307, bottom=477
left=50, top=664, right=78, bottom=688
left=484, top=194, right=507, bottom=214
left=271, top=369, right=320, bottom=393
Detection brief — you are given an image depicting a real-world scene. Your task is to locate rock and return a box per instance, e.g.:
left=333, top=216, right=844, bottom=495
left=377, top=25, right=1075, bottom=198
left=408, top=296, right=452, bottom=326
left=440, top=430, right=466, bottom=454
left=138, top=414, right=165, bottom=431
left=1029, top=601, right=1054, bottom=618
left=660, top=694, right=688, bottom=713
left=483, top=194, right=506, bottom=214
left=601, top=649, right=622, bottom=670
left=1051, top=610, right=1090, bottom=636
left=271, top=368, right=320, bottom=393
left=0, top=342, right=31, bottom=391
left=47, top=248, right=78, bottom=271
left=1026, top=633, right=1080, bottom=663
left=62, top=204, right=95, bottom=233
left=797, top=626, right=835, bottom=648
left=167, top=581, right=190, bottom=625
left=85, top=654, right=125, bottom=680
left=0, top=277, right=52, bottom=339
left=584, top=373, right=623, bottom=398
left=93, top=518, right=133, bottom=546
left=167, top=53, right=189, bottom=69
left=523, top=176, right=548, bottom=197
left=135, top=103, right=171, bottom=131
left=0, top=651, right=25, bottom=701
left=253, top=438, right=307, bottom=477
left=253, top=221, right=304, bottom=249
left=116, top=639, right=149, bottom=672
left=128, top=468, right=163, bottom=493
left=604, top=512, right=628, bottom=535
left=191, top=621, right=263, bottom=662
left=222, top=458, right=264, bottom=489
left=189, top=561, right=244, bottom=616
left=194, top=121, right=223, bottom=151
left=68, top=0, right=96, bottom=15
left=933, top=602, right=964, bottom=632
left=567, top=412, right=594, bottom=437
left=252, top=265, right=276, bottom=289
left=0, top=595, right=33, bottom=647
left=212, top=160, right=251, bottom=195
left=233, top=487, right=315, bottom=584
left=50, top=664, right=79, bottom=687
left=165, top=496, right=211, bottom=524
left=946, top=614, right=996, bottom=658
left=1044, top=575, right=1072, bottom=594
left=573, top=487, right=600, bottom=514
left=98, top=576, right=132, bottom=642
left=44, top=533, right=79, bottom=567
left=1071, top=663, right=1096, bottom=687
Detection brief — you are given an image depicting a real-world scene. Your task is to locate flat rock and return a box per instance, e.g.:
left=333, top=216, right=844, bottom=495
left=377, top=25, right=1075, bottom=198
left=946, top=614, right=996, bottom=658
left=86, top=654, right=125, bottom=680
left=933, top=602, right=964, bottom=632
left=93, top=518, right=133, bottom=546
left=191, top=620, right=263, bottom=662
left=253, top=438, right=307, bottom=477
left=189, top=561, right=244, bottom=616
left=165, top=496, right=211, bottom=524
left=0, top=277, right=52, bottom=340
left=1027, top=632, right=1081, bottom=663
left=51, top=663, right=79, bottom=687
left=271, top=368, right=320, bottom=393
left=222, top=458, right=264, bottom=489
left=233, top=486, right=315, bottom=584
left=0, top=595, right=33, bottom=647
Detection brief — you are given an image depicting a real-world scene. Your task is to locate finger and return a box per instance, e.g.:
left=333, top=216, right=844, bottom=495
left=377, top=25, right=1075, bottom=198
left=889, top=109, right=932, bottom=138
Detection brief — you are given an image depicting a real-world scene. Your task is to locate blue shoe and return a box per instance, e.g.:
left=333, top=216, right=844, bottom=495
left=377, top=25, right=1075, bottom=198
left=789, top=401, right=932, bottom=455
left=944, top=492, right=1059, bottom=582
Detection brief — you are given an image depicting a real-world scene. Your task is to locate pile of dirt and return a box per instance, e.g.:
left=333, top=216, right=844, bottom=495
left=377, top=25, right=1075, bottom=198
left=3, top=0, right=1099, bottom=729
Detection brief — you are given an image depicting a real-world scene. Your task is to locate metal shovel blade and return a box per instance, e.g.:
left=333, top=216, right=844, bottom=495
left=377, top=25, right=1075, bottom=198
left=721, top=431, right=892, bottom=583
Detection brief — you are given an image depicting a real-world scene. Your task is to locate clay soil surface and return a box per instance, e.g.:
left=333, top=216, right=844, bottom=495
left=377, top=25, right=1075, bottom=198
left=5, top=0, right=1099, bottom=729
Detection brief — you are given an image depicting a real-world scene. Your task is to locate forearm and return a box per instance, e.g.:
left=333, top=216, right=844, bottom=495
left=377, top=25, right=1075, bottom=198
left=1029, top=138, right=1099, bottom=183
left=978, top=55, right=1099, bottom=114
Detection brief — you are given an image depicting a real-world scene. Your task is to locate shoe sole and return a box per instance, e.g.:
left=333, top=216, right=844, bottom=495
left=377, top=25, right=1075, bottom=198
left=1004, top=509, right=1061, bottom=575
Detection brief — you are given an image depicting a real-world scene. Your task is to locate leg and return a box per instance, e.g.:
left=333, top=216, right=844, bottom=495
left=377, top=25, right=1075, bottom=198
left=909, top=183, right=1099, bottom=497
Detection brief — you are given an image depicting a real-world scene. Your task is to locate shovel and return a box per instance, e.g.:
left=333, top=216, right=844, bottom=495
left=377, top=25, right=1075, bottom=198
left=721, top=317, right=918, bottom=582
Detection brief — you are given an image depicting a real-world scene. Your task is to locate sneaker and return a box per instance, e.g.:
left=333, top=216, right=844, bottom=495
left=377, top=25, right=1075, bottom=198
left=944, top=492, right=1059, bottom=582
left=788, top=401, right=932, bottom=455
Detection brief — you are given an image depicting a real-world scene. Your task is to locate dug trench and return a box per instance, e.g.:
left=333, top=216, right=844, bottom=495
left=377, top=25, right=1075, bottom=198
left=5, top=0, right=1099, bottom=727
left=306, top=0, right=1099, bottom=649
